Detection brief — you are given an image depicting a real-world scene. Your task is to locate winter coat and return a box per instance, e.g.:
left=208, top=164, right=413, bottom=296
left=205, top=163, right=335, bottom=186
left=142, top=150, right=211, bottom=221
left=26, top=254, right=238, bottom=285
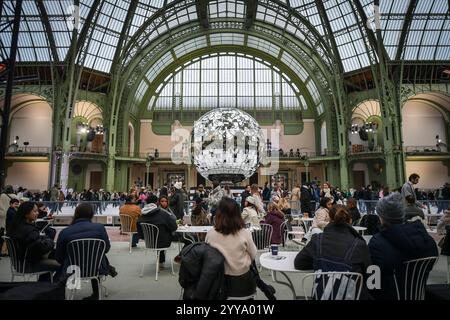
left=368, top=220, right=438, bottom=300
left=300, top=187, right=313, bottom=213
left=119, top=203, right=141, bottom=232
left=437, top=211, right=450, bottom=235
left=137, top=203, right=177, bottom=248
left=348, top=207, right=361, bottom=225
left=241, top=206, right=261, bottom=228
left=178, top=242, right=226, bottom=300
left=264, top=211, right=285, bottom=244
left=312, top=207, right=330, bottom=230
left=404, top=203, right=425, bottom=220
left=55, top=219, right=111, bottom=275
left=441, top=225, right=450, bottom=256
left=170, top=189, right=185, bottom=219
left=0, top=193, right=17, bottom=229
left=7, top=221, right=54, bottom=264
left=294, top=223, right=372, bottom=299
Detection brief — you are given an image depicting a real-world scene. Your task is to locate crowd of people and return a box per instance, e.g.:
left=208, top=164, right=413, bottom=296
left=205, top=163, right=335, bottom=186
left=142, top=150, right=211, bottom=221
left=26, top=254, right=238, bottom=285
left=0, top=172, right=449, bottom=300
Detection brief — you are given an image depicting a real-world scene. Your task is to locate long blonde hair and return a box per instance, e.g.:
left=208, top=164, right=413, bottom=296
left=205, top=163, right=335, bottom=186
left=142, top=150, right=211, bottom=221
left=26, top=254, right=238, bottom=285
left=277, top=197, right=290, bottom=211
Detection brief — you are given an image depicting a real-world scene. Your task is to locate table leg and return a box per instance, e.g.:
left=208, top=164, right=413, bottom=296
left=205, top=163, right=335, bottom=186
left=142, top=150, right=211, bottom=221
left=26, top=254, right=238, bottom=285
left=273, top=271, right=304, bottom=300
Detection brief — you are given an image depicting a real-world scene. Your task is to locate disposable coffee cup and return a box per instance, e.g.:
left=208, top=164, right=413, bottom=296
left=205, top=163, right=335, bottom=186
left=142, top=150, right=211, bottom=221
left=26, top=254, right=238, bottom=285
left=271, top=244, right=278, bottom=256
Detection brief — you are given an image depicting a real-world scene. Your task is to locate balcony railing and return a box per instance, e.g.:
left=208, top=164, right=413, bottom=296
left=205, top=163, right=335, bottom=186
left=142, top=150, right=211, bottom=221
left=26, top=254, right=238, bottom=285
left=6, top=146, right=51, bottom=155
left=348, top=145, right=383, bottom=155
left=116, top=149, right=340, bottom=161
left=404, top=146, right=449, bottom=154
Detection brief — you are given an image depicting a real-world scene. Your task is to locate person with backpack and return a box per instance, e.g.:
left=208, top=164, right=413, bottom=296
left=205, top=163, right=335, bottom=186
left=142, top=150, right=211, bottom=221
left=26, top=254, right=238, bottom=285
left=368, top=193, right=438, bottom=300
left=294, top=204, right=372, bottom=299
left=205, top=197, right=257, bottom=298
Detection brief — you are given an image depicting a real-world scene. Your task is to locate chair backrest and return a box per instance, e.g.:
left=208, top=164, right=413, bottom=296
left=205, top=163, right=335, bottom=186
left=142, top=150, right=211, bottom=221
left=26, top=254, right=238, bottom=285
left=302, top=219, right=312, bottom=233
left=252, top=223, right=272, bottom=250
left=2, top=236, right=26, bottom=274
left=66, top=238, right=106, bottom=279
left=140, top=223, right=160, bottom=249
left=119, top=214, right=134, bottom=233
left=393, top=256, right=438, bottom=300
left=280, top=220, right=288, bottom=246
left=303, top=271, right=363, bottom=300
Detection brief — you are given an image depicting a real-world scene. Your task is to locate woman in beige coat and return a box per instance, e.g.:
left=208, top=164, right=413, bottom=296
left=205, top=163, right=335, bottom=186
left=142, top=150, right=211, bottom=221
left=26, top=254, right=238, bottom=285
left=290, top=184, right=301, bottom=212
left=311, top=197, right=333, bottom=230
left=241, top=196, right=262, bottom=228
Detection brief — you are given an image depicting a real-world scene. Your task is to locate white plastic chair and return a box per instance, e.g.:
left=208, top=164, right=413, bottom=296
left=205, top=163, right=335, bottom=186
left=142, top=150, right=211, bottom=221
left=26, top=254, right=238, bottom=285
left=66, top=238, right=107, bottom=300
left=2, top=236, right=55, bottom=282
left=139, top=223, right=174, bottom=281
left=393, top=256, right=438, bottom=300
left=119, top=214, right=138, bottom=253
left=302, top=271, right=363, bottom=300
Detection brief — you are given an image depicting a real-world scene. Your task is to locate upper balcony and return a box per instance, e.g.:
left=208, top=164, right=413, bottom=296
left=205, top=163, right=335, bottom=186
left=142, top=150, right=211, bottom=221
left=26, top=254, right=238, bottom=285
left=404, top=145, right=450, bottom=160
left=5, top=146, right=51, bottom=158
left=114, top=149, right=341, bottom=163
left=348, top=144, right=384, bottom=159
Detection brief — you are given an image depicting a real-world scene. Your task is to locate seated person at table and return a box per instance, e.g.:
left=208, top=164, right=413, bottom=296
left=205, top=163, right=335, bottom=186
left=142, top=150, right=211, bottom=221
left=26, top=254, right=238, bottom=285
left=5, top=198, right=19, bottom=232
left=206, top=197, right=257, bottom=298
left=137, top=194, right=177, bottom=269
left=346, top=198, right=361, bottom=225
left=437, top=209, right=450, bottom=235
left=368, top=193, right=438, bottom=300
left=7, top=201, right=60, bottom=281
left=119, top=196, right=141, bottom=247
left=404, top=195, right=426, bottom=226
left=303, top=197, right=333, bottom=241
left=159, top=195, right=176, bottom=218
left=35, top=202, right=56, bottom=239
left=294, top=205, right=372, bottom=299
left=56, top=203, right=117, bottom=300
left=241, top=196, right=261, bottom=229
left=264, top=202, right=285, bottom=245
left=191, top=197, right=209, bottom=226
left=159, top=194, right=192, bottom=262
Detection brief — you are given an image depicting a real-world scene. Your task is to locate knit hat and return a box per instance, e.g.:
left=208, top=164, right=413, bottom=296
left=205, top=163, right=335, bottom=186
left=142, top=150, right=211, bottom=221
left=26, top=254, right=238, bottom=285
left=174, top=181, right=183, bottom=189
left=245, top=196, right=256, bottom=205
left=375, top=192, right=405, bottom=224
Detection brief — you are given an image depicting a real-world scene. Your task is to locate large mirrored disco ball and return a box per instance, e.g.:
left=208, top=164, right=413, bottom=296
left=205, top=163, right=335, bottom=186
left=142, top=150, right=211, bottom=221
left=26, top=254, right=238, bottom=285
left=192, top=108, right=265, bottom=183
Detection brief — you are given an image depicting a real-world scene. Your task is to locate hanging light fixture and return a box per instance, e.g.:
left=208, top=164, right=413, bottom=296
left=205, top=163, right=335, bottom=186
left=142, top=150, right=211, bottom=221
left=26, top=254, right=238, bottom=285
left=192, top=108, right=266, bottom=184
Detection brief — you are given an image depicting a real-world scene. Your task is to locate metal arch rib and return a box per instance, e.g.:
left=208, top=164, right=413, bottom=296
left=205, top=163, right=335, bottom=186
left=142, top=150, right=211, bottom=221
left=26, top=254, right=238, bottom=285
left=119, top=0, right=334, bottom=71
left=35, top=0, right=59, bottom=63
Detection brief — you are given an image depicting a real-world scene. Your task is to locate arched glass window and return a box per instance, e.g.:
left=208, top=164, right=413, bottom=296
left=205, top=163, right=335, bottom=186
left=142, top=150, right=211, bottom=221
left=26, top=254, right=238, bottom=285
left=149, top=53, right=306, bottom=111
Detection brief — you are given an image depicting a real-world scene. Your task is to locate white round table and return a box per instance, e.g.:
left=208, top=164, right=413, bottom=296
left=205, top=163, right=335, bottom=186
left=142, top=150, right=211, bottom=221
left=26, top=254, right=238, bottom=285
left=260, top=251, right=312, bottom=299
left=175, top=226, right=213, bottom=233
left=353, top=226, right=367, bottom=235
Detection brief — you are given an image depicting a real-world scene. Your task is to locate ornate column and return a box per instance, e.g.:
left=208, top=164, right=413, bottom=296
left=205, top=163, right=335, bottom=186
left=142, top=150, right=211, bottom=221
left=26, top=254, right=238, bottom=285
left=60, top=152, right=70, bottom=191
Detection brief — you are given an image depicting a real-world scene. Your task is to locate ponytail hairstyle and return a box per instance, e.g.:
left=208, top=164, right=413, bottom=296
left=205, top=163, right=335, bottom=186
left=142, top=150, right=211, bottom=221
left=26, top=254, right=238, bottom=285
left=328, top=204, right=352, bottom=225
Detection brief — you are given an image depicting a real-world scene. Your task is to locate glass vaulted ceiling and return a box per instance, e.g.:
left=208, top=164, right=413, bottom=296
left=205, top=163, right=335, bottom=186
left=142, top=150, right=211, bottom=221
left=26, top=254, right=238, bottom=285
left=0, top=0, right=449, bottom=72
